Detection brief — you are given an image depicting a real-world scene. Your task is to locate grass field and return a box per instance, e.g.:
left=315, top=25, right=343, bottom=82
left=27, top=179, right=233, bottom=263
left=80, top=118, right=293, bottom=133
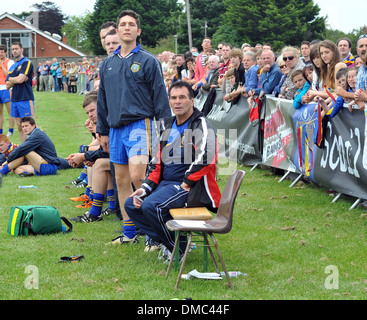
left=0, top=91, right=367, bottom=301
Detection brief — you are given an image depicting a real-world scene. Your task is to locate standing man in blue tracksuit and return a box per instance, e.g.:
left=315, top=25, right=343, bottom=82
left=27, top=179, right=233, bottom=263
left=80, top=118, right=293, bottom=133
left=97, top=10, right=171, bottom=242
left=6, top=42, right=35, bottom=143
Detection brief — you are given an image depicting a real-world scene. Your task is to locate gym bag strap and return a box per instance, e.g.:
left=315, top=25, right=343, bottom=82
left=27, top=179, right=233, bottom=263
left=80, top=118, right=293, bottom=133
left=7, top=206, right=73, bottom=236
left=61, top=217, right=73, bottom=233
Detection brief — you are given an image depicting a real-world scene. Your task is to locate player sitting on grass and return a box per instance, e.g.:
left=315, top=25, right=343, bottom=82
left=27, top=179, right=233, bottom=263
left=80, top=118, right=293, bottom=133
left=0, top=116, right=60, bottom=176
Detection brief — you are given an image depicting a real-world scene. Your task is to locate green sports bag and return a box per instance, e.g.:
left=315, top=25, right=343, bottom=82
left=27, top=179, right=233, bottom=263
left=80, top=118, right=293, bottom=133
left=8, top=205, right=73, bottom=236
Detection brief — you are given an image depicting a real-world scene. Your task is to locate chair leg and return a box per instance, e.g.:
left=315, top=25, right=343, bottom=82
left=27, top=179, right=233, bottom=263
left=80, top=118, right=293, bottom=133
left=166, top=231, right=181, bottom=278
left=203, top=233, right=220, bottom=274
left=175, top=232, right=192, bottom=290
left=209, top=233, right=234, bottom=289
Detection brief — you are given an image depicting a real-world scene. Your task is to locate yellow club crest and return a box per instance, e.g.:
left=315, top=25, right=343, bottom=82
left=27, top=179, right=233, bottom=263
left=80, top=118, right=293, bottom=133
left=131, top=63, right=140, bottom=72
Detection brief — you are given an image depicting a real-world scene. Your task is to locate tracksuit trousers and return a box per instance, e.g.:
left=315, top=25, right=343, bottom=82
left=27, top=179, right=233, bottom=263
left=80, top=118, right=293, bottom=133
left=124, top=180, right=188, bottom=253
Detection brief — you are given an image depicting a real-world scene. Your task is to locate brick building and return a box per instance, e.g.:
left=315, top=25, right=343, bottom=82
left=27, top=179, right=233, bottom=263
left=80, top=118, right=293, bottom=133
left=0, top=12, right=85, bottom=58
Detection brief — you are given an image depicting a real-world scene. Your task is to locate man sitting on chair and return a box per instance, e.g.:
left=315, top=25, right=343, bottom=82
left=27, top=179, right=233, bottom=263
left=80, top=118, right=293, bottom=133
left=0, top=116, right=60, bottom=176
left=124, top=81, right=221, bottom=259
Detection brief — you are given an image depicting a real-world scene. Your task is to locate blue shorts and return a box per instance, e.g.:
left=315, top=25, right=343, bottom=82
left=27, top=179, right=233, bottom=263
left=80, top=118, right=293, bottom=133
left=34, top=163, right=58, bottom=176
left=109, top=118, right=154, bottom=165
left=11, top=100, right=35, bottom=118
left=0, top=90, right=11, bottom=104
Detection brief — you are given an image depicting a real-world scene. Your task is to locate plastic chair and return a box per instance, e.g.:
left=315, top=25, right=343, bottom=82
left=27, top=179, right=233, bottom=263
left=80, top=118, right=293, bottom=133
left=165, top=170, right=245, bottom=290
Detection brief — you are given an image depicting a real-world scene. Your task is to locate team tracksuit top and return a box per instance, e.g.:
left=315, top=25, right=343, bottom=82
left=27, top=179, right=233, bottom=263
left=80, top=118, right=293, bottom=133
left=7, top=128, right=59, bottom=165
left=141, top=108, right=222, bottom=213
left=96, top=44, right=171, bottom=136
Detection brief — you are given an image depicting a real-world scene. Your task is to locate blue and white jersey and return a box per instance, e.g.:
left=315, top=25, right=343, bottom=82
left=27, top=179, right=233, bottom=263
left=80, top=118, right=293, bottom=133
left=6, top=57, right=34, bottom=102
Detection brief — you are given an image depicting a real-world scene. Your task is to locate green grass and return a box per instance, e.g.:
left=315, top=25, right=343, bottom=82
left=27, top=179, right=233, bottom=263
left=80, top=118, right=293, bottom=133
left=0, top=91, right=367, bottom=300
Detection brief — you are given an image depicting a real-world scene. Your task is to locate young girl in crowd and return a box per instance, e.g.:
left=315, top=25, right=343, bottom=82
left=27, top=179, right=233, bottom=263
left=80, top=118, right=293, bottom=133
left=292, top=69, right=311, bottom=109
left=307, top=41, right=347, bottom=104
left=318, top=67, right=358, bottom=118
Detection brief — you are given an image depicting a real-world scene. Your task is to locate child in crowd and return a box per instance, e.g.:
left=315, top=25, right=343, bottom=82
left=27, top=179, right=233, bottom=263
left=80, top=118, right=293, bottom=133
left=346, top=67, right=360, bottom=112
left=354, top=56, right=363, bottom=68
left=221, top=64, right=234, bottom=94
left=292, top=69, right=311, bottom=109
left=223, top=68, right=237, bottom=101
left=319, top=67, right=358, bottom=118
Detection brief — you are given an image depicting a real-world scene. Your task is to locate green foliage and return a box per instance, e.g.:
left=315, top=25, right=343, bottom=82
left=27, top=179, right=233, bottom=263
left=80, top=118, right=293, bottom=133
left=214, top=0, right=326, bottom=50
left=177, top=0, right=225, bottom=51
left=85, top=0, right=181, bottom=55
left=323, top=25, right=367, bottom=55
left=31, top=1, right=68, bottom=35
left=61, top=14, right=93, bottom=55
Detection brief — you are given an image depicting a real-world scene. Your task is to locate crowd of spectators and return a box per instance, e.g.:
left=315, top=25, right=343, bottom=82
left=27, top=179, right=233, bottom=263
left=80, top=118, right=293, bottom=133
left=32, top=34, right=367, bottom=116
left=155, top=35, right=367, bottom=117
left=35, top=56, right=103, bottom=94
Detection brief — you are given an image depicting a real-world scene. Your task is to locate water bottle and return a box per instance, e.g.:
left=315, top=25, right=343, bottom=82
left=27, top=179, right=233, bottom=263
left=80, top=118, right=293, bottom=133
left=220, top=271, right=247, bottom=278
left=19, top=185, right=38, bottom=189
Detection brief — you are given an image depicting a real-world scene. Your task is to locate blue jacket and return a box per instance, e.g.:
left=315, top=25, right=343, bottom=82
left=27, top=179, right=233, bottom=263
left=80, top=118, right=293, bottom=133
left=97, top=44, right=171, bottom=136
left=254, top=64, right=282, bottom=95
left=293, top=82, right=311, bottom=109
left=7, top=128, right=60, bottom=165
left=244, top=65, right=259, bottom=93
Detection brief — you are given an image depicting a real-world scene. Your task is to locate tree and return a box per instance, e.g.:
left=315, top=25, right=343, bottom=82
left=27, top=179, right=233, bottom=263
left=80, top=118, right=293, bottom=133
left=177, top=0, right=225, bottom=52
left=213, top=0, right=326, bottom=50
left=13, top=11, right=33, bottom=21
left=61, top=14, right=92, bottom=54
left=85, top=0, right=181, bottom=55
left=32, top=1, right=68, bottom=35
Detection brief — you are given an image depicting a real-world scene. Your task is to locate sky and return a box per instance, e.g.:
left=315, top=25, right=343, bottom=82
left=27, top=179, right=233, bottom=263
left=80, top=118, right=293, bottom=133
left=0, top=0, right=366, bottom=34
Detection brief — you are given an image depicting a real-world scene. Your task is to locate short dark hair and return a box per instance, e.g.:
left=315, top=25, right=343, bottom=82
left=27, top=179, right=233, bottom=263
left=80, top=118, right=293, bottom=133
left=83, top=91, right=98, bottom=108
left=301, top=41, right=310, bottom=47
left=105, top=29, right=118, bottom=37
left=12, top=42, right=22, bottom=49
left=0, top=45, right=7, bottom=52
left=117, top=10, right=140, bottom=29
left=21, top=116, right=36, bottom=126
left=99, top=21, right=117, bottom=32
left=291, top=69, right=304, bottom=81
left=169, top=81, right=195, bottom=99
left=335, top=67, right=348, bottom=80
left=337, top=37, right=352, bottom=48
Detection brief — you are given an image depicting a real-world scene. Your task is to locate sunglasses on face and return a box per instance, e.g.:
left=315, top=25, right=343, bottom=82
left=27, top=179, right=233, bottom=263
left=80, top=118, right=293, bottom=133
left=283, top=56, right=294, bottom=61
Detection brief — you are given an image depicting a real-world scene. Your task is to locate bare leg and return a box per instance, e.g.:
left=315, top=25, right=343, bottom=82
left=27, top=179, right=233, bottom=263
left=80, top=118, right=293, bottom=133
left=4, top=102, right=15, bottom=133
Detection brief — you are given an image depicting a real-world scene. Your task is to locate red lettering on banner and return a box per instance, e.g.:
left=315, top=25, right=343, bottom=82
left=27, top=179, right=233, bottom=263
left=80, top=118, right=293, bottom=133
left=264, top=107, right=285, bottom=139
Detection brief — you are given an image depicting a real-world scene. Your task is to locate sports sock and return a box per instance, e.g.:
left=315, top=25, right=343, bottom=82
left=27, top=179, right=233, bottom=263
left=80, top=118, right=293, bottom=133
left=79, top=167, right=88, bottom=181
left=8, top=128, right=14, bottom=134
left=89, top=193, right=105, bottom=217
left=0, top=129, right=3, bottom=134
left=106, top=189, right=115, bottom=210
left=85, top=186, right=91, bottom=198
left=89, top=188, right=94, bottom=202
left=0, top=164, right=10, bottom=176
left=123, top=220, right=136, bottom=239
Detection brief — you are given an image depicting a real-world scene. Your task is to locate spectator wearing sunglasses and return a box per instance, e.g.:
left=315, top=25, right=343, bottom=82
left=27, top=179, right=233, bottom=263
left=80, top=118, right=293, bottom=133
left=272, top=55, right=289, bottom=97
left=280, top=46, right=305, bottom=100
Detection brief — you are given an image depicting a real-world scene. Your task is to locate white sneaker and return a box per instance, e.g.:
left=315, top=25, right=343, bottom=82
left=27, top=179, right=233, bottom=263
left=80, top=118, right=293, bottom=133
left=6, top=131, right=13, bottom=137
